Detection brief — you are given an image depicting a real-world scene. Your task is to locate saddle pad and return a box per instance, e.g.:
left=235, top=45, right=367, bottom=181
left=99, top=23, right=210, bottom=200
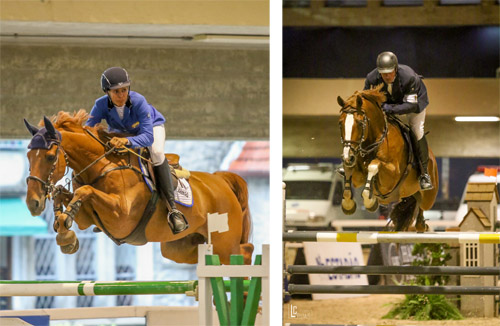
left=138, top=156, right=193, bottom=207
left=174, top=178, right=193, bottom=207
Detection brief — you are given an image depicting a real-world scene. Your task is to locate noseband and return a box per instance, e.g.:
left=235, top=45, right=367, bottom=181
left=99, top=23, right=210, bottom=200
left=339, top=101, right=388, bottom=158
left=26, top=142, right=70, bottom=200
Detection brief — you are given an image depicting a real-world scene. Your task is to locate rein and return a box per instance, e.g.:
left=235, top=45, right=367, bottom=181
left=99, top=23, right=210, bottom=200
left=339, top=99, right=388, bottom=158
left=28, top=129, right=148, bottom=202
left=84, top=128, right=153, bottom=164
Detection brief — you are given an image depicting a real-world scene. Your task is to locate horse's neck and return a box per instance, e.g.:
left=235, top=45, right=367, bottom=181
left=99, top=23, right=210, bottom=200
left=60, top=130, right=108, bottom=173
left=366, top=109, right=385, bottom=143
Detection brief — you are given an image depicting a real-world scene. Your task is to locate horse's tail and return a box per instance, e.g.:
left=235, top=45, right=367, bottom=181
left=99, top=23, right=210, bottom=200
left=214, top=171, right=252, bottom=244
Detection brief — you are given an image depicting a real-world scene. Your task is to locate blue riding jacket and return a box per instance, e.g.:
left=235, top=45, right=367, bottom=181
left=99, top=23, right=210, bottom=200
left=364, top=64, right=429, bottom=114
left=86, top=91, right=165, bottom=148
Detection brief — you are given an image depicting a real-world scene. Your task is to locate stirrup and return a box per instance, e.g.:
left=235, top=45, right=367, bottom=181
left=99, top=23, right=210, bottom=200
left=167, top=209, right=189, bottom=234
left=419, top=174, right=433, bottom=190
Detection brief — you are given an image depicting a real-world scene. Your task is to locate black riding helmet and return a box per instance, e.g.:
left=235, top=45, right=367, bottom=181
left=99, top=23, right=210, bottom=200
left=101, top=67, right=131, bottom=92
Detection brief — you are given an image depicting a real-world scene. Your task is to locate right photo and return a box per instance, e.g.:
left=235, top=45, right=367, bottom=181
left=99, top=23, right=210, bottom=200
left=282, top=1, right=500, bottom=325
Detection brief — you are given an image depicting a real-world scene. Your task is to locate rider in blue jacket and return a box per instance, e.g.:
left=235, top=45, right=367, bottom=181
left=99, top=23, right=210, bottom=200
left=364, top=52, right=433, bottom=190
left=86, top=67, right=189, bottom=234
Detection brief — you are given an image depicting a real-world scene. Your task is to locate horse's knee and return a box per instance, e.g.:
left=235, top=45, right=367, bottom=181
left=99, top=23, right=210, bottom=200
left=368, top=162, right=379, bottom=175
left=240, top=243, right=254, bottom=265
left=73, top=185, right=95, bottom=200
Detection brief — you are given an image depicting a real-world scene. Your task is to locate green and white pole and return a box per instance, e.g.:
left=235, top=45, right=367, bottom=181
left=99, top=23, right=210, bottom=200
left=0, top=280, right=198, bottom=297
left=0, top=280, right=250, bottom=297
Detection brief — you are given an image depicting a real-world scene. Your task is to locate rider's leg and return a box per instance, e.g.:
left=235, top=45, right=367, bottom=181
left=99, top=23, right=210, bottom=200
left=408, top=110, right=432, bottom=190
left=150, top=125, right=188, bottom=234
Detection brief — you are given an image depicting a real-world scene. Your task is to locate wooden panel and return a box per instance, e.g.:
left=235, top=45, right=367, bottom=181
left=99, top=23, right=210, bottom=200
left=284, top=78, right=500, bottom=116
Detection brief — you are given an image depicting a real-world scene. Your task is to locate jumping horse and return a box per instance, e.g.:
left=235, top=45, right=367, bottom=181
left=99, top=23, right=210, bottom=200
left=24, top=110, right=253, bottom=265
left=337, top=85, right=439, bottom=231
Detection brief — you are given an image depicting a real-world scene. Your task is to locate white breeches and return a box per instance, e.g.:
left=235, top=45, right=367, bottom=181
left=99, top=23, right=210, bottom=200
left=149, top=125, right=166, bottom=166
left=406, top=109, right=426, bottom=140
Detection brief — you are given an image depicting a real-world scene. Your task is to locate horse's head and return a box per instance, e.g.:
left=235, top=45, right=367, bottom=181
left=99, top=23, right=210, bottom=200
left=338, top=94, right=366, bottom=167
left=338, top=86, right=387, bottom=168
left=24, top=117, right=68, bottom=216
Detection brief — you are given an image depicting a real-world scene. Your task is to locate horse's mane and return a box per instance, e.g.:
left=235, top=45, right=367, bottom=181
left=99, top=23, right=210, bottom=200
left=52, top=110, right=89, bottom=131
left=344, top=84, right=386, bottom=110
left=39, top=110, right=106, bottom=134
left=361, top=84, right=387, bottom=105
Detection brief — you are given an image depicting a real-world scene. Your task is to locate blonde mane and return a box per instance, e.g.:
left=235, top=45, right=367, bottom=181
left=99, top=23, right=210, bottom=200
left=345, top=84, right=386, bottom=109
left=39, top=110, right=107, bottom=134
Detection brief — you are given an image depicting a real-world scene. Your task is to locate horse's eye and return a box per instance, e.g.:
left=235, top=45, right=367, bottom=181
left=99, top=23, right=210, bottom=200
left=47, top=155, right=56, bottom=162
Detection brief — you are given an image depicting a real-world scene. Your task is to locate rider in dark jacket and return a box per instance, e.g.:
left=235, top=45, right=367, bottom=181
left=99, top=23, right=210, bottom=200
left=86, top=67, right=189, bottom=234
left=364, top=52, right=433, bottom=190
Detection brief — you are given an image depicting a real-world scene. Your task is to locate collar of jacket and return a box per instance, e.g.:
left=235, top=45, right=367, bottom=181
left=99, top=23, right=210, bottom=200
left=107, top=96, right=132, bottom=110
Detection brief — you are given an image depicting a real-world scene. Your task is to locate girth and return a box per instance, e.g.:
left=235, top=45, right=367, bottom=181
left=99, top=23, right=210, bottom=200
left=92, top=191, right=159, bottom=246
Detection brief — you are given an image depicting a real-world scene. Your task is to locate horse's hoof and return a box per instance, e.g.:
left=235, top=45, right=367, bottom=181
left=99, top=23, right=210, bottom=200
left=60, top=238, right=79, bottom=254
left=342, top=201, right=357, bottom=215
left=366, top=200, right=379, bottom=212
left=415, top=223, right=428, bottom=233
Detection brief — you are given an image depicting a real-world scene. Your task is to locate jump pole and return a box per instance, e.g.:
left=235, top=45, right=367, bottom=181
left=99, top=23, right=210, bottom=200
left=283, top=231, right=500, bottom=244
left=287, top=265, right=500, bottom=276
left=0, top=280, right=252, bottom=297
left=288, top=284, right=500, bottom=295
left=0, top=280, right=198, bottom=297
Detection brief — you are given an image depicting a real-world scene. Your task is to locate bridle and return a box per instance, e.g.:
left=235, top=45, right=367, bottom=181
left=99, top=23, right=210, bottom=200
left=339, top=98, right=388, bottom=158
left=26, top=125, right=149, bottom=205
left=26, top=142, right=70, bottom=200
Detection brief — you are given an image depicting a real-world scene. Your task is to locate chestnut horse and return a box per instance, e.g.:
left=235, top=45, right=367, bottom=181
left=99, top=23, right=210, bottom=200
left=24, top=110, right=253, bottom=265
left=337, top=86, right=438, bottom=231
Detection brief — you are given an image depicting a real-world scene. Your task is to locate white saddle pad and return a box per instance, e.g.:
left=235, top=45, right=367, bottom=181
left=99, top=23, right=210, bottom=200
left=174, top=178, right=193, bottom=207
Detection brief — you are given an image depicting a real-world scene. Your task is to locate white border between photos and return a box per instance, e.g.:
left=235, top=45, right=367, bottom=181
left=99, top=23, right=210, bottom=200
left=269, top=0, right=283, bottom=325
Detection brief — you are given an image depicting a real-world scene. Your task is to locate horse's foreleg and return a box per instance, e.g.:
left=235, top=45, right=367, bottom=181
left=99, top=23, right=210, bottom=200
left=55, top=185, right=121, bottom=254
left=340, top=167, right=357, bottom=215
left=52, top=188, right=73, bottom=232
left=362, top=161, right=380, bottom=212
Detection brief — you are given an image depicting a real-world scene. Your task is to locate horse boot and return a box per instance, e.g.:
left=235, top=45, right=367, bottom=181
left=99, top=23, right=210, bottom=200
left=153, top=160, right=189, bottom=234
left=416, top=135, right=433, bottom=190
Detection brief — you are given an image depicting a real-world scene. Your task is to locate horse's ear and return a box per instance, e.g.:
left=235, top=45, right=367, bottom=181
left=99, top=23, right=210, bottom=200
left=356, top=95, right=363, bottom=110
left=43, top=116, right=57, bottom=139
left=24, top=119, right=39, bottom=136
left=337, top=96, right=345, bottom=108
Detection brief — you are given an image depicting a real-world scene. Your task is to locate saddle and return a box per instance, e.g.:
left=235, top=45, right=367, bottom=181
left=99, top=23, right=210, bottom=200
left=386, top=114, right=417, bottom=170
left=138, top=149, right=191, bottom=190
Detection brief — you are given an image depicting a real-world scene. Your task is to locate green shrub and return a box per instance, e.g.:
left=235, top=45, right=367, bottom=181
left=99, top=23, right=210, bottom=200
left=382, top=243, right=463, bottom=320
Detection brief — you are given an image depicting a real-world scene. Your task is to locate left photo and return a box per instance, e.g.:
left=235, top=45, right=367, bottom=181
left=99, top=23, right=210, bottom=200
left=0, top=1, right=270, bottom=325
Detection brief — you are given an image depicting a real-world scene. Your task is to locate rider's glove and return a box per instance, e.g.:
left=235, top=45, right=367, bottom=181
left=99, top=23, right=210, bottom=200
left=109, top=137, right=130, bottom=148
left=382, top=103, right=395, bottom=114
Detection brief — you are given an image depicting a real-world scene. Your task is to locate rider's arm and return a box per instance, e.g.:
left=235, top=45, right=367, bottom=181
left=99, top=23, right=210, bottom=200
left=384, top=75, right=428, bottom=114
left=125, top=98, right=154, bottom=148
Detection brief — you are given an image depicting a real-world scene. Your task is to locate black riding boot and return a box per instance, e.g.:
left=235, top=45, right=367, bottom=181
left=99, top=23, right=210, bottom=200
left=416, top=136, right=433, bottom=190
left=153, top=160, right=189, bottom=234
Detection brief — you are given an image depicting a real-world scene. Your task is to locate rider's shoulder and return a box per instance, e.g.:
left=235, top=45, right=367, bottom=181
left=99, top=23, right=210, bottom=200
left=366, top=68, right=379, bottom=80
left=398, top=65, right=420, bottom=78
left=398, top=65, right=422, bottom=85
left=94, top=94, right=109, bottom=107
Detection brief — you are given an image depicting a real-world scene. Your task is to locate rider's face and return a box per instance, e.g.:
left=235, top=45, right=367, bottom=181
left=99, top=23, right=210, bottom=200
left=108, top=87, right=129, bottom=107
left=381, top=70, right=396, bottom=84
